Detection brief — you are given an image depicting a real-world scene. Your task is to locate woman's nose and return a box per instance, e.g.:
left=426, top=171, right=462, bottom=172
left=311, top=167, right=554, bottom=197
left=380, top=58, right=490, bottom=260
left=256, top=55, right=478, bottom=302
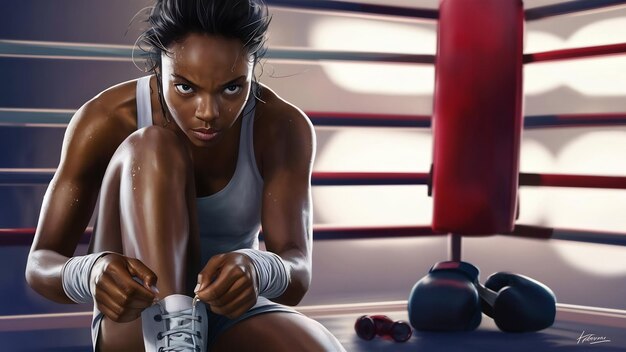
left=195, top=95, right=219, bottom=123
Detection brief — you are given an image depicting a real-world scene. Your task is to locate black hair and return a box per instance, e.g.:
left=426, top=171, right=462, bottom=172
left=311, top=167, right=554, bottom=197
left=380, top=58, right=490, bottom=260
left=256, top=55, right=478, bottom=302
left=137, top=0, right=271, bottom=73
left=132, top=0, right=271, bottom=124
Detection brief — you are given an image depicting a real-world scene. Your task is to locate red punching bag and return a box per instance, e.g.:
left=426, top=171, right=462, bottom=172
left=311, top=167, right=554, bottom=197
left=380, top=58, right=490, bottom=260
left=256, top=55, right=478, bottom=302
left=431, top=0, right=524, bottom=234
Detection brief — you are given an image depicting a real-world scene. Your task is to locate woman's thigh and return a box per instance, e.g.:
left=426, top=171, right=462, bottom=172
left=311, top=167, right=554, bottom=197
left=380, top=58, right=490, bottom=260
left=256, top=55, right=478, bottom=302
left=211, top=312, right=345, bottom=352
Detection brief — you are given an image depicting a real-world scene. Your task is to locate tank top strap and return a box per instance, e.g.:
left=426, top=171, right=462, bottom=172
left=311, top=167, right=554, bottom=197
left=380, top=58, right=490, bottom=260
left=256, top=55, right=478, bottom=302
left=136, top=76, right=153, bottom=129
left=239, top=94, right=263, bottom=183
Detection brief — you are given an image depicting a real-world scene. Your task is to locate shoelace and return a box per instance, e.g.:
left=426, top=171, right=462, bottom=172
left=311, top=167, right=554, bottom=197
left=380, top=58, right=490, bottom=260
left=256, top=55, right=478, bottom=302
left=157, top=297, right=202, bottom=352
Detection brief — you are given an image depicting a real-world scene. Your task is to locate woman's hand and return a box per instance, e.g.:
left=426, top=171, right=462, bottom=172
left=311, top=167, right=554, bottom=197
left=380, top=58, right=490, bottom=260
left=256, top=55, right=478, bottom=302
left=194, top=252, right=259, bottom=319
left=90, top=253, right=158, bottom=323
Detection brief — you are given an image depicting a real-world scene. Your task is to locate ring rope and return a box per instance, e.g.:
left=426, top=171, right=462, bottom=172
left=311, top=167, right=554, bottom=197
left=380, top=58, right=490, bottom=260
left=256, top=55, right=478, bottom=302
left=264, top=0, right=438, bottom=20
left=1, top=169, right=625, bottom=190
left=3, top=109, right=626, bottom=129
left=0, top=40, right=433, bottom=64
left=524, top=43, right=626, bottom=63
left=3, top=225, right=626, bottom=247
left=525, top=0, right=626, bottom=21
left=6, top=40, right=626, bottom=65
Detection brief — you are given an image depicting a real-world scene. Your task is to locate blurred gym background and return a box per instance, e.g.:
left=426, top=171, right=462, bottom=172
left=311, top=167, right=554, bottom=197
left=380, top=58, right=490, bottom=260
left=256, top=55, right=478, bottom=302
left=0, top=1, right=624, bottom=349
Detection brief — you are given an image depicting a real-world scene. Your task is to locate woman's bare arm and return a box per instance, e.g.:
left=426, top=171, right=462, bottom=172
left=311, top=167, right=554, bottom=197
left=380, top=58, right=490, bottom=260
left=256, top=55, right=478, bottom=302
left=257, top=97, right=316, bottom=306
left=25, top=94, right=134, bottom=303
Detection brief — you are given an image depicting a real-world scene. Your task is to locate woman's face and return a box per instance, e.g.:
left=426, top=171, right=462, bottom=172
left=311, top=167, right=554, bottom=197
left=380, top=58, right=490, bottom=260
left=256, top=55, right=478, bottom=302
left=160, top=33, right=254, bottom=147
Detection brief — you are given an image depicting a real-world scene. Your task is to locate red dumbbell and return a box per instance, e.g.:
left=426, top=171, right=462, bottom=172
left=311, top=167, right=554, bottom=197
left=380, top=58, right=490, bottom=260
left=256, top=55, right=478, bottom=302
left=354, top=315, right=412, bottom=343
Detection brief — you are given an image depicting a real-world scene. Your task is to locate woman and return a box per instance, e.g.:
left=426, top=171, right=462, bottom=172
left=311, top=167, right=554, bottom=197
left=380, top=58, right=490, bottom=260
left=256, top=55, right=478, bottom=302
left=25, top=0, right=345, bottom=351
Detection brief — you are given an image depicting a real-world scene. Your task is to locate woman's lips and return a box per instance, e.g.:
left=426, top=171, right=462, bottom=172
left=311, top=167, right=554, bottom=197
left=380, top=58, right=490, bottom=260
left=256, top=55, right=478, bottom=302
left=191, top=127, right=219, bottom=141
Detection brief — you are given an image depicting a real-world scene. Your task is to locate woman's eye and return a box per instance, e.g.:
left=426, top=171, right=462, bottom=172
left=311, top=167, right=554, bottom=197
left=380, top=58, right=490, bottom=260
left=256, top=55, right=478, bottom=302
left=174, top=84, right=193, bottom=94
left=224, top=85, right=242, bottom=95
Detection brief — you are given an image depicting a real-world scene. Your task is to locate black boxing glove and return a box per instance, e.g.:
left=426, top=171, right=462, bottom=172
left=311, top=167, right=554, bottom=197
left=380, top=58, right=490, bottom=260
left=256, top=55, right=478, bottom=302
left=479, top=272, right=556, bottom=332
left=408, top=261, right=482, bottom=331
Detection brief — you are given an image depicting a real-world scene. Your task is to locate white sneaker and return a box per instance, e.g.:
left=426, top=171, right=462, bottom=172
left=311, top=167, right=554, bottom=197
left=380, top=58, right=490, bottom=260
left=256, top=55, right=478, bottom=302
left=141, top=294, right=208, bottom=352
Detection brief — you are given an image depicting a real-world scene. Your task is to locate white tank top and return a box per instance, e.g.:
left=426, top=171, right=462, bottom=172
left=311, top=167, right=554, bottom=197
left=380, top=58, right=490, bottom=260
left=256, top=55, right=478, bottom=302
left=135, top=76, right=264, bottom=264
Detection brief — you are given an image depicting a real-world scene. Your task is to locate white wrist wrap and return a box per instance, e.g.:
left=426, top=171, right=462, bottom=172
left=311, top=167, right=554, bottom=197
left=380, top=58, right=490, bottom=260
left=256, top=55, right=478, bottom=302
left=61, top=252, right=112, bottom=304
left=234, top=249, right=290, bottom=299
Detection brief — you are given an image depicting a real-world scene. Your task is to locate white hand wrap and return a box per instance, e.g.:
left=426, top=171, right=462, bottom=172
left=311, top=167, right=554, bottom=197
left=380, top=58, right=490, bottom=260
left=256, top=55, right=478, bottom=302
left=234, top=249, right=290, bottom=299
left=60, top=252, right=112, bottom=304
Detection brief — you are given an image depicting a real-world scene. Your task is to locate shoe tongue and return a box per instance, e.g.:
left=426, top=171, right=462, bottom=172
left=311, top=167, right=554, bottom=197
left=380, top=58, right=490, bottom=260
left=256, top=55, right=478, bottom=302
left=160, top=295, right=196, bottom=346
left=160, top=294, right=193, bottom=314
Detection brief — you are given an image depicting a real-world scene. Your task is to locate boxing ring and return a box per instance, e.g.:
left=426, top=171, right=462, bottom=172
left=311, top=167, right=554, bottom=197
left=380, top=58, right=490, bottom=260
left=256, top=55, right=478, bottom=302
left=1, top=0, right=626, bottom=350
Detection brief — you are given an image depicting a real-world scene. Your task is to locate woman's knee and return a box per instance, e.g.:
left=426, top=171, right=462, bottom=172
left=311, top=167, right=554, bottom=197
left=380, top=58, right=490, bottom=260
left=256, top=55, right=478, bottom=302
left=118, top=126, right=192, bottom=178
left=130, top=126, right=189, bottom=164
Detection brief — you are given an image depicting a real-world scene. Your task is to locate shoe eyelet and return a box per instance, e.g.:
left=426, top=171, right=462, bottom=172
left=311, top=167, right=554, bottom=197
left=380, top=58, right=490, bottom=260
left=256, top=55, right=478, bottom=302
left=196, top=331, right=201, bottom=337
left=154, top=314, right=162, bottom=322
left=197, top=316, right=202, bottom=323
left=157, top=332, right=163, bottom=340
left=158, top=348, right=164, bottom=352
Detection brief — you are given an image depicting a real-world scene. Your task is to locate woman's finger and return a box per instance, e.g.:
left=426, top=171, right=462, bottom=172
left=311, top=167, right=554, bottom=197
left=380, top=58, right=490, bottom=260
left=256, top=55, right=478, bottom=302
left=205, top=275, right=249, bottom=308
left=210, top=286, right=256, bottom=319
left=126, top=257, right=159, bottom=294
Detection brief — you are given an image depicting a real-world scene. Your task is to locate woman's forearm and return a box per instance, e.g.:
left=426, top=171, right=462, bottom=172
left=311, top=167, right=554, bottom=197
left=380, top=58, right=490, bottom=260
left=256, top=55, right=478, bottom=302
left=25, top=249, right=74, bottom=304
left=274, top=248, right=311, bottom=306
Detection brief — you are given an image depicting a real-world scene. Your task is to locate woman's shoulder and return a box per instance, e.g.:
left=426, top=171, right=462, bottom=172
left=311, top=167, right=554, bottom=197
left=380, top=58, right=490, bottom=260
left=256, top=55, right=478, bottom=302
left=76, top=77, right=142, bottom=131
left=253, top=83, right=315, bottom=163
left=61, top=78, right=145, bottom=169
left=254, top=83, right=313, bottom=136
